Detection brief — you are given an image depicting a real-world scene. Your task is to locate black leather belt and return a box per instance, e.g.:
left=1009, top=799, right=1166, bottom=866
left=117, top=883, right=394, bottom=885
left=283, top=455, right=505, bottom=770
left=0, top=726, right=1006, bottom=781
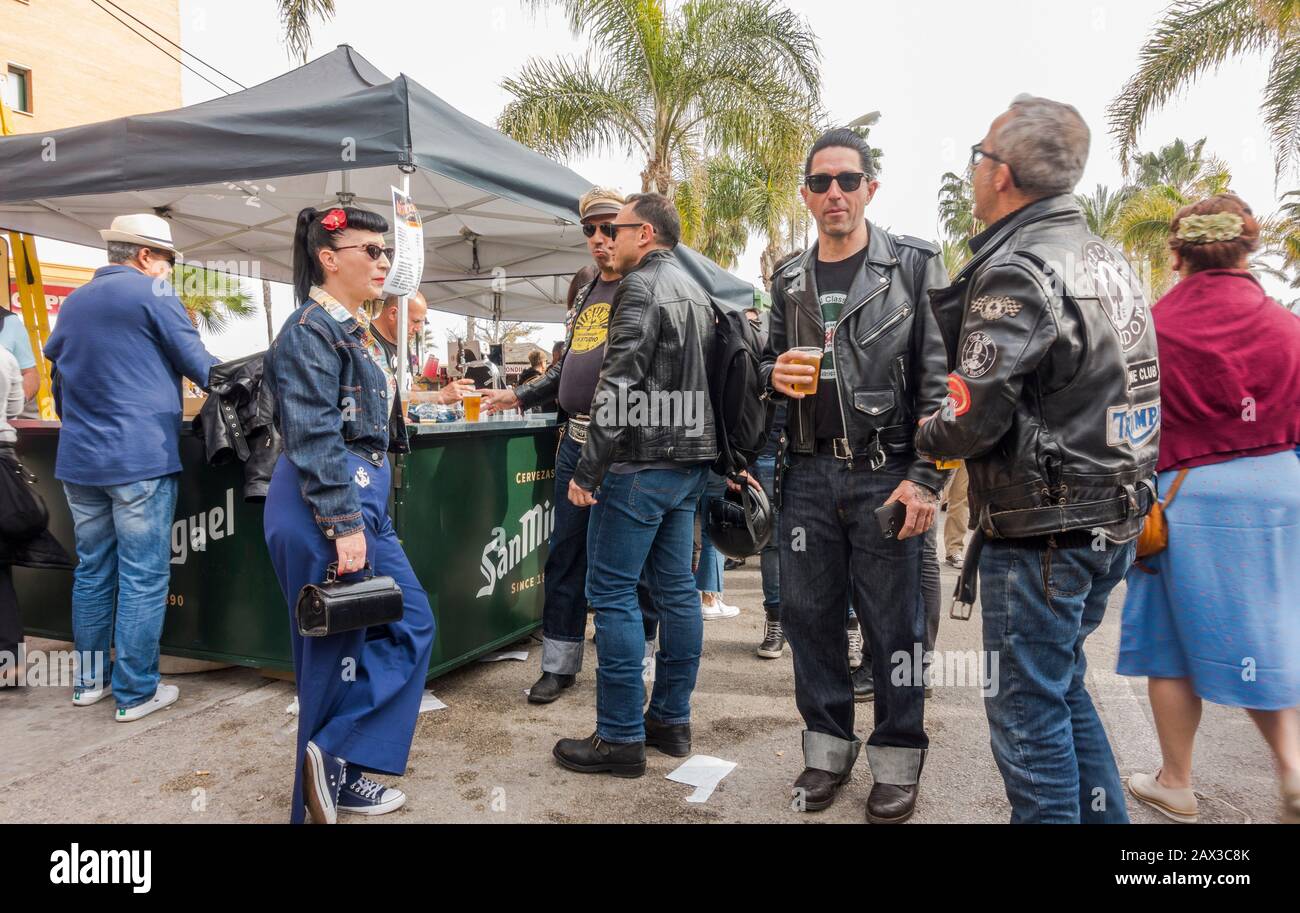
left=813, top=425, right=913, bottom=468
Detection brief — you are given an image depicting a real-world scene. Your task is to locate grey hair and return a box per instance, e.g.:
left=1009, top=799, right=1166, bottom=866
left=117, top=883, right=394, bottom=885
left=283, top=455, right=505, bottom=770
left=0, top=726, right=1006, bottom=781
left=994, top=94, right=1090, bottom=196
left=105, top=241, right=146, bottom=264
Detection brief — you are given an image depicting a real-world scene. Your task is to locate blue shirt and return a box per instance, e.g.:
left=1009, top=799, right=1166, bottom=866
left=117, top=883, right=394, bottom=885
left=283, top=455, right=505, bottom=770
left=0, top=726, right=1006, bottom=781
left=43, top=265, right=217, bottom=485
left=0, top=309, right=36, bottom=369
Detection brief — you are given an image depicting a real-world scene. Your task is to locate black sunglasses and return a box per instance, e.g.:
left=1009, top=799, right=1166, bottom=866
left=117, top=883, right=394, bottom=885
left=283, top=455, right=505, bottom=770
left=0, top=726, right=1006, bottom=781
left=144, top=247, right=176, bottom=266
left=970, top=144, right=1020, bottom=187
left=804, top=172, right=870, bottom=194
left=333, top=243, right=395, bottom=261
left=583, top=222, right=645, bottom=239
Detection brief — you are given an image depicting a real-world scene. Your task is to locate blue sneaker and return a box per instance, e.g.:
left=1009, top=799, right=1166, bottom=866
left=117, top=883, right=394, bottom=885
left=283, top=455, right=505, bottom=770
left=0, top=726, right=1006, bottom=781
left=337, top=767, right=406, bottom=817
left=302, top=741, right=346, bottom=825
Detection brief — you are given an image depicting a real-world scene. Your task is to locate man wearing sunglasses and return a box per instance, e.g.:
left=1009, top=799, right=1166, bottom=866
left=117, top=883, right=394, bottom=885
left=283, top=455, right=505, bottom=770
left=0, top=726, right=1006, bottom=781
left=43, top=213, right=218, bottom=719
left=483, top=188, right=660, bottom=706
left=916, top=96, right=1158, bottom=824
left=760, top=128, right=950, bottom=823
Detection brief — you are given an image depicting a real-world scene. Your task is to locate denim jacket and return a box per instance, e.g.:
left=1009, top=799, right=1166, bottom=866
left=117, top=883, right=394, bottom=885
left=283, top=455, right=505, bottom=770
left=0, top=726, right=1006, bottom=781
left=265, top=287, right=407, bottom=539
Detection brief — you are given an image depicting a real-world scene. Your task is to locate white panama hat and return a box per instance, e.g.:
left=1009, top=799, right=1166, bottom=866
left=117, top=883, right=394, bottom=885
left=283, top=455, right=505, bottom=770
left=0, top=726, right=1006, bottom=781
left=99, top=213, right=179, bottom=254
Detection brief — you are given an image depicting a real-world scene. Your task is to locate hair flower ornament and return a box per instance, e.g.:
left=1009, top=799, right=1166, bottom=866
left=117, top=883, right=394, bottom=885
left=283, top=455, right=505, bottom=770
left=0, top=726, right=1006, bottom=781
left=320, top=208, right=348, bottom=231
left=1175, top=212, right=1244, bottom=244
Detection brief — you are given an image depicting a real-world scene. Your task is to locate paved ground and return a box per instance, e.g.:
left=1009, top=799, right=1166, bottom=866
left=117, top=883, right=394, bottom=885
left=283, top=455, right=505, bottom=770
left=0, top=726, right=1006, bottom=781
left=0, top=541, right=1286, bottom=824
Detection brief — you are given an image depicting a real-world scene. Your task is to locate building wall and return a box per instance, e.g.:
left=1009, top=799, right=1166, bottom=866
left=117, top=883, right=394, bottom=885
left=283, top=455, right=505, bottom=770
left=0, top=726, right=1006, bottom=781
left=1, top=0, right=182, bottom=135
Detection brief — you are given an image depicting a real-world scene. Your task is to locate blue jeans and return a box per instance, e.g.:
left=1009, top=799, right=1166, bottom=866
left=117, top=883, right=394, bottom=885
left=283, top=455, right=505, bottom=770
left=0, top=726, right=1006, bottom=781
left=541, top=432, right=657, bottom=673
left=753, top=453, right=780, bottom=619
left=780, top=453, right=928, bottom=783
left=587, top=464, right=709, bottom=743
left=63, top=475, right=179, bottom=709
left=980, top=537, right=1135, bottom=824
left=693, top=471, right=727, bottom=593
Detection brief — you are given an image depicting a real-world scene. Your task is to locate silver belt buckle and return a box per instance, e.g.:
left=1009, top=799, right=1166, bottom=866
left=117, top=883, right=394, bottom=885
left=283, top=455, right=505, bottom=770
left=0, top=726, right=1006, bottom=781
left=832, top=438, right=852, bottom=460
left=567, top=416, right=589, bottom=444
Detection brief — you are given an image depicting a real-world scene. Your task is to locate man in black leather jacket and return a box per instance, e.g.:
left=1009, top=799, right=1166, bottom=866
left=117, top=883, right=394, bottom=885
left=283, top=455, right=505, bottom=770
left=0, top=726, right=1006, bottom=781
left=915, top=95, right=1159, bottom=824
left=552, top=193, right=718, bottom=778
left=760, top=128, right=949, bottom=823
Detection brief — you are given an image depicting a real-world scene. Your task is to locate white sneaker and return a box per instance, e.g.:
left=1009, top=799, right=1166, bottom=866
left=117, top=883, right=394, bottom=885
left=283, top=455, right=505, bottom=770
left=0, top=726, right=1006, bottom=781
left=701, top=595, right=740, bottom=620
left=72, top=684, right=112, bottom=706
left=115, top=684, right=179, bottom=722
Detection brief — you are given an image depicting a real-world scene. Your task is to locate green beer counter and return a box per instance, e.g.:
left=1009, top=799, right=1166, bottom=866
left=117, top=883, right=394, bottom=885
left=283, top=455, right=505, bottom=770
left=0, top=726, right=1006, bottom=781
left=11, top=416, right=559, bottom=678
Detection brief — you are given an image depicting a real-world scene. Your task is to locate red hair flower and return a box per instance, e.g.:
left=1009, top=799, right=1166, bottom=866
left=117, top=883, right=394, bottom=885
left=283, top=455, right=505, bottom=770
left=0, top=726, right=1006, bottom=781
left=320, top=208, right=347, bottom=231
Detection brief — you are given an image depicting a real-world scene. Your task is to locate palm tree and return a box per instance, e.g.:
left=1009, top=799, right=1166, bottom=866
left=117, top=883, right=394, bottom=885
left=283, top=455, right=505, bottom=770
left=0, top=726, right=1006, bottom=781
left=173, top=264, right=258, bottom=334
left=1109, top=1, right=1300, bottom=181
left=277, top=0, right=336, bottom=64
left=1114, top=138, right=1233, bottom=295
left=497, top=0, right=821, bottom=196
left=936, top=169, right=980, bottom=244
left=1076, top=184, right=1131, bottom=245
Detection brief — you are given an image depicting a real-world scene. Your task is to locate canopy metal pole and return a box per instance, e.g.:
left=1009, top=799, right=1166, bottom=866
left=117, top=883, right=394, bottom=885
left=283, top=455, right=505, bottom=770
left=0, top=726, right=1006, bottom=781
left=396, top=168, right=410, bottom=398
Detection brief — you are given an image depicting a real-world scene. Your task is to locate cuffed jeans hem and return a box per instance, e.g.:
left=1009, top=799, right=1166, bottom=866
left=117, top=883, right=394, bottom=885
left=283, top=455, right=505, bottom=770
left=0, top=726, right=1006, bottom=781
left=594, top=731, right=644, bottom=745
left=541, top=636, right=585, bottom=675
left=866, top=744, right=927, bottom=785
left=802, top=729, right=862, bottom=776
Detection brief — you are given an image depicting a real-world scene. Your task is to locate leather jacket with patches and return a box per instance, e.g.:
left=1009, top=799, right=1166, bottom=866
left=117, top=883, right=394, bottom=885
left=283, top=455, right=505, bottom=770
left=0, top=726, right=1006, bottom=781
left=572, top=248, right=718, bottom=491
left=915, top=194, right=1160, bottom=541
left=759, top=222, right=951, bottom=493
left=194, top=353, right=282, bottom=502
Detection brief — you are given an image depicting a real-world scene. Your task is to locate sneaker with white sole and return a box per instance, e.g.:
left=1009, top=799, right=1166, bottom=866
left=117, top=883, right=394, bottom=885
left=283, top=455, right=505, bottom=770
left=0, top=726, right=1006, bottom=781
left=1128, top=770, right=1198, bottom=823
left=303, top=740, right=346, bottom=825
left=114, top=684, right=178, bottom=722
left=701, top=595, right=740, bottom=620
left=338, top=769, right=406, bottom=816
left=73, top=684, right=112, bottom=706
left=847, top=626, right=864, bottom=669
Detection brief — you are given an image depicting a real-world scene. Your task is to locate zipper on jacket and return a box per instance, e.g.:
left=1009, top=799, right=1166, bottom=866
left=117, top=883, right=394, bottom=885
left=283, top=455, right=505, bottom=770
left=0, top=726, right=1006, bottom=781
left=857, top=303, right=910, bottom=348
left=830, top=279, right=891, bottom=466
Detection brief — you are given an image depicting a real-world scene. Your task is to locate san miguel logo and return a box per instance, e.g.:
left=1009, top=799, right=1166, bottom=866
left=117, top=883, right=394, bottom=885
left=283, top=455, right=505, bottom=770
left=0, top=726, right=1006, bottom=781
left=1085, top=242, right=1149, bottom=351
left=477, top=501, right=556, bottom=598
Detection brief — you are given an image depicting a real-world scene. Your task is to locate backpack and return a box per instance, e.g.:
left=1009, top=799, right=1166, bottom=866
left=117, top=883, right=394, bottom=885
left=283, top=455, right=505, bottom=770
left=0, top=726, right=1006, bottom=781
left=707, top=299, right=772, bottom=477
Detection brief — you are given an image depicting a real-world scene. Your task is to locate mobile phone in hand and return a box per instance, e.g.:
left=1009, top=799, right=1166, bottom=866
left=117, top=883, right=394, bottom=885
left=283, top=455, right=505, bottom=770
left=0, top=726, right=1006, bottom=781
left=875, top=500, right=908, bottom=539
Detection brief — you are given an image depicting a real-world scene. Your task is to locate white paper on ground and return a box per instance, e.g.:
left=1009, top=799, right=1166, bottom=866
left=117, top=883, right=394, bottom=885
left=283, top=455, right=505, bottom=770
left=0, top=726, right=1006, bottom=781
left=478, top=650, right=529, bottom=662
left=286, top=696, right=298, bottom=716
left=419, top=692, right=448, bottom=713
left=666, top=755, right=737, bottom=803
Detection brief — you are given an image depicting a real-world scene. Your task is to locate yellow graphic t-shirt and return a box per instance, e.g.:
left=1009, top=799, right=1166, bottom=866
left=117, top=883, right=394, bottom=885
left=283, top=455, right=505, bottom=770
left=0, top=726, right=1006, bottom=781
left=557, top=277, right=619, bottom=416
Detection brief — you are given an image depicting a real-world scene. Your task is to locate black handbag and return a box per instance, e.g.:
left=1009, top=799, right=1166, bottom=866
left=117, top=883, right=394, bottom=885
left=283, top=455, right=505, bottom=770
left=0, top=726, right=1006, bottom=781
left=294, top=561, right=404, bottom=637
left=0, top=453, right=50, bottom=542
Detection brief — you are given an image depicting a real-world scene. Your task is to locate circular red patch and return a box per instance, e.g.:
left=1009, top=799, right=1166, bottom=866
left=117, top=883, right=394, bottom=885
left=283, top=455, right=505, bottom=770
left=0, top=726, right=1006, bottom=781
left=946, top=373, right=971, bottom=417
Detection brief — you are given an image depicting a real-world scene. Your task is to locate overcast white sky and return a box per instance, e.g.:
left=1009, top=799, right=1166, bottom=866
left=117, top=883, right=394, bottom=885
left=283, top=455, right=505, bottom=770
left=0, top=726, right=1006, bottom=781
left=35, top=0, right=1291, bottom=360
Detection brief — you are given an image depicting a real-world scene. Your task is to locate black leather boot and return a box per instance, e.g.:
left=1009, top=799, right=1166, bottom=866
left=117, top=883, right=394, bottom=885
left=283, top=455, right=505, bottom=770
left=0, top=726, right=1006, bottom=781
left=866, top=782, right=919, bottom=823
left=527, top=671, right=575, bottom=704
left=644, top=714, right=691, bottom=757
left=852, top=664, right=875, bottom=702
left=553, top=733, right=646, bottom=778
left=791, top=767, right=850, bottom=812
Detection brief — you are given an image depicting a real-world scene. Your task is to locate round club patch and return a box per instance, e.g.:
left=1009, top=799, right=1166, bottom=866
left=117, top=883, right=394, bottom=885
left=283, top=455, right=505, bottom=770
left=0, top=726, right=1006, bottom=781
left=945, top=373, right=971, bottom=417
left=959, top=331, right=997, bottom=378
left=1084, top=241, right=1148, bottom=351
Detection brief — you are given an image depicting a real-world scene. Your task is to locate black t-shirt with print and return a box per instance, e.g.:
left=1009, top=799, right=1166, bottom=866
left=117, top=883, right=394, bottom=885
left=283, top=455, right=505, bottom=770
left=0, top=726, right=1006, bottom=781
left=557, top=278, right=620, bottom=416
left=812, top=247, right=867, bottom=440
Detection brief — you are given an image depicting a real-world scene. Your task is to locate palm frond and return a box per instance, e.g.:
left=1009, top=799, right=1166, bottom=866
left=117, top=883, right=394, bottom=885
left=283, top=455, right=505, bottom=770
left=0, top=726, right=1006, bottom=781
left=1261, top=36, right=1300, bottom=180
left=1108, top=0, right=1273, bottom=172
left=277, top=0, right=336, bottom=64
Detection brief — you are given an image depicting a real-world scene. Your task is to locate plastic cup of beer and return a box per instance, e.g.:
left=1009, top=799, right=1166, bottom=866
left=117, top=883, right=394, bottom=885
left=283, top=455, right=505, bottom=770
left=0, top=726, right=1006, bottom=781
left=789, top=347, right=823, bottom=396
left=463, top=392, right=482, bottom=422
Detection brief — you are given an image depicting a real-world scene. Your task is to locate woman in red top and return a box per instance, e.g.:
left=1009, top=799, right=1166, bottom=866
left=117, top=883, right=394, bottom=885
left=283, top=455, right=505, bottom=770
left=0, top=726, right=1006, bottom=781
left=1119, top=193, right=1300, bottom=824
